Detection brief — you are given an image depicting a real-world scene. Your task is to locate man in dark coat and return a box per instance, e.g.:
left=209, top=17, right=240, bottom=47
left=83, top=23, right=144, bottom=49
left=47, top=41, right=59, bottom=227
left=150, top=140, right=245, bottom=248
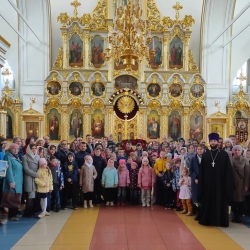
left=197, top=133, right=234, bottom=227
left=75, top=142, right=89, bottom=169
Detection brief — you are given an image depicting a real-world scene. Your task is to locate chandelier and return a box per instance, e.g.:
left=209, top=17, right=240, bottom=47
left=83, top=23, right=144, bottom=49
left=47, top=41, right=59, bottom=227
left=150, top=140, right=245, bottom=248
left=104, top=0, right=154, bottom=71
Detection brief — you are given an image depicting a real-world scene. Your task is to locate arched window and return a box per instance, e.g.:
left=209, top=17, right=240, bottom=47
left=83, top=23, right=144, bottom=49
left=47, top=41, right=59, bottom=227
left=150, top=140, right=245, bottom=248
left=232, top=61, right=247, bottom=94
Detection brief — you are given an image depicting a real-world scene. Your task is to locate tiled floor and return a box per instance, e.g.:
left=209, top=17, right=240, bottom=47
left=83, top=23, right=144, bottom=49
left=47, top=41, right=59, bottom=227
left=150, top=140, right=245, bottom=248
left=1, top=205, right=250, bottom=249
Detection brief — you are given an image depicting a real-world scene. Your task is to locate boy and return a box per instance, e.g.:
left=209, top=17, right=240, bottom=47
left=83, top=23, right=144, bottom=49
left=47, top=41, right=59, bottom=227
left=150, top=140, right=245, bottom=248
left=48, top=156, right=64, bottom=212
left=62, top=152, right=78, bottom=210
left=126, top=156, right=133, bottom=170
left=117, top=148, right=127, bottom=161
left=172, top=158, right=182, bottom=211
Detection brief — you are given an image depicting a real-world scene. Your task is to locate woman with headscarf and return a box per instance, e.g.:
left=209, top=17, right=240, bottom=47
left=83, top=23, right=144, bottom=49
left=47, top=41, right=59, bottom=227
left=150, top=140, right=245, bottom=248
left=22, top=143, right=40, bottom=217
left=3, top=143, right=23, bottom=221
left=231, top=145, right=250, bottom=223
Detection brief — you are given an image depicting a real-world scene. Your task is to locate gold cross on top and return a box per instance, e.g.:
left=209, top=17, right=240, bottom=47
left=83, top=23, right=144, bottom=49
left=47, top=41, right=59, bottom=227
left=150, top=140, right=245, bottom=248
left=70, top=0, right=81, bottom=18
left=237, top=73, right=247, bottom=85
left=172, top=2, right=183, bottom=20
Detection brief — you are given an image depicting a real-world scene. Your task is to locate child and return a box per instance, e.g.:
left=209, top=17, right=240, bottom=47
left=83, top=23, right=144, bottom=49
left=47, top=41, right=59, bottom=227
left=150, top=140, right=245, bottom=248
left=35, top=158, right=53, bottom=218
left=223, top=138, right=233, bottom=157
left=135, top=143, right=143, bottom=162
left=102, top=159, right=118, bottom=206
left=117, top=159, right=130, bottom=206
left=117, top=148, right=127, bottom=161
left=38, top=147, right=45, bottom=158
left=184, top=145, right=196, bottom=170
left=62, top=152, right=78, bottom=210
left=162, top=161, right=174, bottom=209
left=48, top=157, right=64, bottom=212
left=138, top=157, right=155, bottom=207
left=80, top=155, right=97, bottom=208
left=179, top=167, right=192, bottom=216
left=110, top=152, right=119, bottom=169
left=172, top=158, right=182, bottom=211
left=126, top=156, right=133, bottom=170
left=129, top=161, right=139, bottom=205
left=166, top=153, right=172, bottom=161
left=150, top=152, right=158, bottom=168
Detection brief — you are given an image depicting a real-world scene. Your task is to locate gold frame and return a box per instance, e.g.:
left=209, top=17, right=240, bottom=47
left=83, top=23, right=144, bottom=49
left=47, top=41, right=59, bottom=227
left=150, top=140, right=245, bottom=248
left=189, top=110, right=205, bottom=141
left=46, top=79, right=62, bottom=97
left=25, top=121, right=40, bottom=139
left=168, top=82, right=183, bottom=100
left=89, top=34, right=106, bottom=69
left=147, top=36, right=163, bottom=70
left=189, top=82, right=205, bottom=100
left=146, top=82, right=162, bottom=99
left=68, top=108, right=84, bottom=140
left=68, top=23, right=85, bottom=69
left=68, top=73, right=84, bottom=98
left=114, top=74, right=139, bottom=91
left=90, top=80, right=106, bottom=98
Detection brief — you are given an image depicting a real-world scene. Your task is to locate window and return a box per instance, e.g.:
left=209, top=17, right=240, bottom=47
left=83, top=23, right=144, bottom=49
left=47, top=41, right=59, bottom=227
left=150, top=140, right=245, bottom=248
left=232, top=61, right=247, bottom=94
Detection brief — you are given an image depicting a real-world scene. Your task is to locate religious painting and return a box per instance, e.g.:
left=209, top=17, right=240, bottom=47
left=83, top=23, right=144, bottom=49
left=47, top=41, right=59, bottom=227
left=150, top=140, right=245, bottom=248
left=6, top=109, right=13, bottom=140
left=69, top=110, right=83, bottom=140
left=91, top=109, right=104, bottom=138
left=69, top=33, right=83, bottom=67
left=148, top=36, right=162, bottom=69
left=26, top=122, right=39, bottom=140
left=114, top=75, right=138, bottom=90
left=91, top=82, right=105, bottom=97
left=46, top=80, right=61, bottom=96
left=169, top=36, right=183, bottom=69
left=168, top=111, right=181, bottom=141
left=114, top=60, right=138, bottom=71
left=147, top=110, right=160, bottom=139
left=211, top=124, right=223, bottom=137
left=190, top=84, right=205, bottom=99
left=234, top=111, right=242, bottom=118
left=118, top=132, right=122, bottom=142
left=130, top=132, right=135, bottom=140
left=47, top=108, right=61, bottom=141
left=169, top=83, right=183, bottom=98
left=69, top=82, right=83, bottom=96
left=91, top=35, right=104, bottom=68
left=190, top=111, right=203, bottom=141
left=147, top=83, right=161, bottom=98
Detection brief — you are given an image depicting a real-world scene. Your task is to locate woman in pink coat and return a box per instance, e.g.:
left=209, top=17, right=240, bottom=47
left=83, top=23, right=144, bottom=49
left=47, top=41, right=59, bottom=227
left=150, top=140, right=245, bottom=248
left=138, top=157, right=155, bottom=207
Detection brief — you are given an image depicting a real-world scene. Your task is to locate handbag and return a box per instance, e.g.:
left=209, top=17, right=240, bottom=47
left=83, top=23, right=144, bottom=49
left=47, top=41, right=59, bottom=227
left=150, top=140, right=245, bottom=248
left=1, top=189, right=22, bottom=208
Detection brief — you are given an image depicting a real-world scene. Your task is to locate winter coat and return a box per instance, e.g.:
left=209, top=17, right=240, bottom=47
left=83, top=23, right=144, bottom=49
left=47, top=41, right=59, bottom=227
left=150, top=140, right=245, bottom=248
left=22, top=153, right=40, bottom=192
left=55, top=148, right=71, bottom=166
left=189, top=154, right=201, bottom=203
left=86, top=144, right=94, bottom=154
left=172, top=166, right=180, bottom=191
left=117, top=168, right=130, bottom=187
left=63, top=160, right=78, bottom=183
left=184, top=152, right=196, bottom=170
left=231, top=156, right=250, bottom=202
left=80, top=164, right=97, bottom=193
left=92, top=155, right=106, bottom=180
left=3, top=151, right=23, bottom=194
left=48, top=163, right=64, bottom=187
left=75, top=151, right=89, bottom=169
left=129, top=168, right=139, bottom=189
left=35, top=168, right=53, bottom=193
left=162, top=170, right=173, bottom=186
left=138, top=166, right=155, bottom=188
left=179, top=176, right=191, bottom=199
left=154, top=158, right=168, bottom=175
left=102, top=167, right=118, bottom=188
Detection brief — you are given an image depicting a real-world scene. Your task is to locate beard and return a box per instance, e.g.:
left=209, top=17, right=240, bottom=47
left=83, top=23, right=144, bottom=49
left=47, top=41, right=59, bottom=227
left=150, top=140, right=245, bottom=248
left=210, top=144, right=218, bottom=150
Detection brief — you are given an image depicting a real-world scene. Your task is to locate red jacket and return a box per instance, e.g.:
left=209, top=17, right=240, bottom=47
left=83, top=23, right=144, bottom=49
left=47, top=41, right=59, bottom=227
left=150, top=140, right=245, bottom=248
left=138, top=166, right=155, bottom=188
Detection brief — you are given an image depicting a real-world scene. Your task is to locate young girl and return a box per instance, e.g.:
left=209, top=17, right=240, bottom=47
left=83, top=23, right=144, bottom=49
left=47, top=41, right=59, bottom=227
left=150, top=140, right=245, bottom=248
left=35, top=158, right=53, bottom=218
left=38, top=147, right=45, bottom=158
left=102, top=159, right=118, bottom=206
left=129, top=162, right=139, bottom=205
left=110, top=152, right=119, bottom=169
left=138, top=157, right=155, bottom=207
left=80, top=155, right=97, bottom=208
left=162, top=161, right=174, bottom=209
left=172, top=158, right=182, bottom=211
left=184, top=145, right=196, bottom=170
left=179, top=167, right=192, bottom=216
left=117, top=159, right=130, bottom=206
left=135, top=143, right=143, bottom=162
left=223, top=138, right=233, bottom=157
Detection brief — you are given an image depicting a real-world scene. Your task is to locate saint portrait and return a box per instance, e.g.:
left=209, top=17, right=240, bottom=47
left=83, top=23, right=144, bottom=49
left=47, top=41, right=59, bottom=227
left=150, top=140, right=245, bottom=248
left=70, top=110, right=83, bottom=139
left=211, top=124, right=223, bottom=137
left=26, top=122, right=39, bottom=139
left=130, top=132, right=135, bottom=140
left=115, top=75, right=138, bottom=90
left=190, top=84, right=204, bottom=98
left=118, top=132, right=122, bottom=142
left=114, top=60, right=138, bottom=71
left=148, top=36, right=162, bottom=69
left=169, top=83, right=182, bottom=98
left=147, top=83, right=161, bottom=98
left=169, top=36, right=183, bottom=69
left=6, top=109, right=13, bottom=140
left=91, top=110, right=104, bottom=138
left=91, top=35, right=104, bottom=68
left=69, top=33, right=83, bottom=67
left=48, top=109, right=60, bottom=140
left=91, top=82, right=105, bottom=97
left=168, top=111, right=181, bottom=141
left=190, top=111, right=203, bottom=141
left=147, top=111, right=160, bottom=139
left=47, top=81, right=61, bottom=96
left=69, top=82, right=83, bottom=96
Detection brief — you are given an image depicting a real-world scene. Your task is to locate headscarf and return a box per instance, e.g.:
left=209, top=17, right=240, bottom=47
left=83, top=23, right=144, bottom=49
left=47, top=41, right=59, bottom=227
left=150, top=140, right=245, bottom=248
left=232, top=145, right=242, bottom=154
left=84, top=155, right=93, bottom=168
left=224, top=138, right=233, bottom=145
left=35, top=138, right=44, bottom=146
left=26, top=144, right=37, bottom=159
left=8, top=143, right=19, bottom=158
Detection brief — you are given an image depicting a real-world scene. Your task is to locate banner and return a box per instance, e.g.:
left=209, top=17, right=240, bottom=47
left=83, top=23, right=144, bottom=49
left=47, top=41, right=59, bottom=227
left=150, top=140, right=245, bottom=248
left=235, top=118, right=248, bottom=142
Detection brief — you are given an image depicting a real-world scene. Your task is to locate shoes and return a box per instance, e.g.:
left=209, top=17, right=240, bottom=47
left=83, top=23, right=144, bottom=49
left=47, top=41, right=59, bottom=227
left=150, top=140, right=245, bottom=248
left=142, top=203, right=146, bottom=207
left=45, top=211, right=50, bottom=216
left=16, top=214, right=22, bottom=218
left=176, top=207, right=182, bottom=211
left=61, top=207, right=67, bottom=210
left=55, top=208, right=60, bottom=212
left=186, top=212, right=193, bottom=216
left=38, top=213, right=45, bottom=218
left=83, top=201, right=87, bottom=209
left=8, top=217, right=19, bottom=221
left=117, top=202, right=121, bottom=206
left=110, top=202, right=114, bottom=207
left=147, top=203, right=150, bottom=207
left=180, top=210, right=188, bottom=214
left=72, top=207, right=78, bottom=210
left=194, top=214, right=200, bottom=221
left=121, top=202, right=125, bottom=206
left=89, top=200, right=93, bottom=208
left=106, top=202, right=110, bottom=206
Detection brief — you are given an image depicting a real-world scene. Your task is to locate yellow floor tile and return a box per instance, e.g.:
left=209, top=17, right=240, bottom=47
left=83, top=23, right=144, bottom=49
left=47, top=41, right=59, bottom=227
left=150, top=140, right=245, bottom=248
left=61, top=223, right=95, bottom=233
left=53, top=232, right=93, bottom=245
left=50, top=245, right=90, bottom=250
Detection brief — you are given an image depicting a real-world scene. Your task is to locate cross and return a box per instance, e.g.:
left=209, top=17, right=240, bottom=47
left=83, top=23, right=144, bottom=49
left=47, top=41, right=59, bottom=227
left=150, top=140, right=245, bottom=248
left=70, top=0, right=81, bottom=18
left=212, top=161, right=215, bottom=167
left=172, top=2, right=183, bottom=21
left=237, top=73, right=247, bottom=84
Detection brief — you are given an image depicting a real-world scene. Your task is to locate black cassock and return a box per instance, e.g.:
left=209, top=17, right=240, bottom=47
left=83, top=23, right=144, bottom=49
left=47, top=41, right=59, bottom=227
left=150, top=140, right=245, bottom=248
left=197, top=149, right=234, bottom=227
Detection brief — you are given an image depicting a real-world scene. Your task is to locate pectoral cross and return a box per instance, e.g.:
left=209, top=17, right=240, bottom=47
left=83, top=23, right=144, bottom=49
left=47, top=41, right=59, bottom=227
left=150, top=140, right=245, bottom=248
left=212, top=161, right=215, bottom=167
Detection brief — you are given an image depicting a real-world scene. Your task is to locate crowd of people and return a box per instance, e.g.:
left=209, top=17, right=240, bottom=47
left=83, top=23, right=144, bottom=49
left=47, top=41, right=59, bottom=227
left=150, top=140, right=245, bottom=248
left=0, top=133, right=249, bottom=228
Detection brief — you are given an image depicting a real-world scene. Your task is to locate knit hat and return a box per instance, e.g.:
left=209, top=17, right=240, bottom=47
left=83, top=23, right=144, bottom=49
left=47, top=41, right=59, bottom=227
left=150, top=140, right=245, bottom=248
left=39, top=158, right=47, bottom=167
left=232, top=145, right=242, bottom=153
left=131, top=161, right=138, bottom=167
left=167, top=153, right=172, bottom=158
left=119, top=159, right=126, bottom=165
left=224, top=138, right=233, bottom=145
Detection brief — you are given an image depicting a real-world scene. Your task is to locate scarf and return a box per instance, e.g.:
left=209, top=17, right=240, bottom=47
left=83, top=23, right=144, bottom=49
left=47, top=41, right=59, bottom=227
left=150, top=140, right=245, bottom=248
left=26, top=145, right=37, bottom=159
left=10, top=151, right=19, bottom=160
left=85, top=163, right=92, bottom=168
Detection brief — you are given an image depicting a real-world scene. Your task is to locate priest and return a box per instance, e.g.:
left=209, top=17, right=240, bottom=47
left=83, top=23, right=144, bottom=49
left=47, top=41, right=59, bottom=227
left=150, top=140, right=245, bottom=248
left=197, top=133, right=234, bottom=227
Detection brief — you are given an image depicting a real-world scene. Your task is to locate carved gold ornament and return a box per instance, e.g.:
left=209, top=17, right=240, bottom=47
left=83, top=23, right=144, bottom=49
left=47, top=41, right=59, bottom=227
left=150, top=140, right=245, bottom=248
left=170, top=100, right=182, bottom=110
left=117, top=96, right=135, bottom=114
left=188, top=50, right=198, bottom=71
left=53, top=47, right=63, bottom=69
left=70, top=98, right=82, bottom=108
left=235, top=100, right=248, bottom=111
left=234, top=73, right=248, bottom=100
left=148, top=100, right=161, bottom=110
left=47, top=98, right=60, bottom=108
left=92, top=99, right=104, bottom=109
left=191, top=100, right=203, bottom=111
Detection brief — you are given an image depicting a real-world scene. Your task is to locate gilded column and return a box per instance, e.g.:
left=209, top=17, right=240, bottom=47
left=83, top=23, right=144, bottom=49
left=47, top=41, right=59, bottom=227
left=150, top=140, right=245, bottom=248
left=184, top=31, right=191, bottom=71
left=107, top=109, right=114, bottom=135
left=61, top=106, right=69, bottom=141
left=139, top=109, right=145, bottom=139
left=13, top=105, right=21, bottom=137
left=83, top=107, right=91, bottom=137
left=163, top=33, right=168, bottom=71
left=106, top=0, right=114, bottom=19
left=183, top=107, right=190, bottom=140
left=160, top=107, right=169, bottom=139
left=84, top=32, right=90, bottom=70
left=0, top=110, right=7, bottom=137
left=60, top=28, right=68, bottom=68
